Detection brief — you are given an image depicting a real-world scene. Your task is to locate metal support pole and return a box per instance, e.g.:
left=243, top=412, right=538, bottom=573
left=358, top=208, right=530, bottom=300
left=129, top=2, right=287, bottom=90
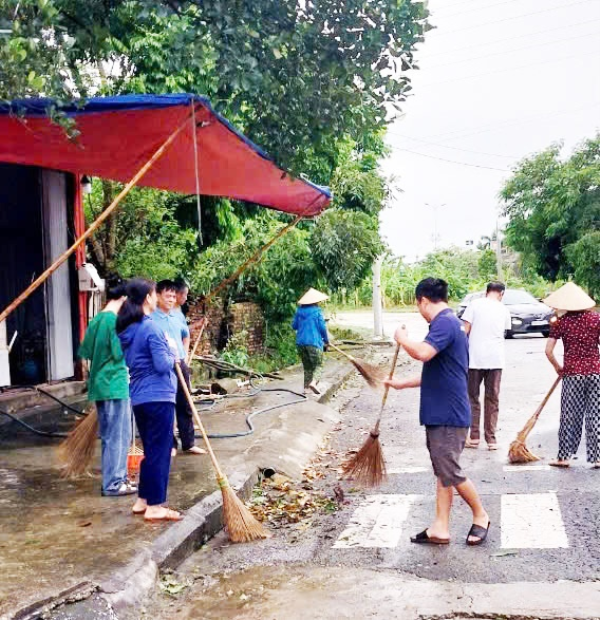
left=372, top=255, right=384, bottom=339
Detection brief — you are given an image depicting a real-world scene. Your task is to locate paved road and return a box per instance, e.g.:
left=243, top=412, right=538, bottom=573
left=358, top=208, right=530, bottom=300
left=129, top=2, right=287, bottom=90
left=142, top=312, right=600, bottom=619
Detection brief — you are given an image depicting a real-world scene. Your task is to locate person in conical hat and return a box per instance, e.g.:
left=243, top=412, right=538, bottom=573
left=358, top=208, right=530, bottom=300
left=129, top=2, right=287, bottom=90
left=544, top=282, right=600, bottom=468
left=293, top=288, right=330, bottom=395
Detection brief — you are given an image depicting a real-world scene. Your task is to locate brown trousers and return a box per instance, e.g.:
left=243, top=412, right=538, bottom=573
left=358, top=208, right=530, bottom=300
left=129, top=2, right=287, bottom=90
left=468, top=368, right=502, bottom=444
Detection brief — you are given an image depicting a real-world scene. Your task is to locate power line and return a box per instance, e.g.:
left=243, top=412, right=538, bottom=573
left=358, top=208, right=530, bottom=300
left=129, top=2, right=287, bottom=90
left=435, top=0, right=506, bottom=12
left=386, top=132, right=518, bottom=159
left=421, top=100, right=600, bottom=143
left=387, top=145, right=510, bottom=172
left=442, top=0, right=524, bottom=20
left=418, top=47, right=600, bottom=89
left=432, top=0, right=596, bottom=37
left=424, top=16, right=600, bottom=58
left=426, top=29, right=599, bottom=70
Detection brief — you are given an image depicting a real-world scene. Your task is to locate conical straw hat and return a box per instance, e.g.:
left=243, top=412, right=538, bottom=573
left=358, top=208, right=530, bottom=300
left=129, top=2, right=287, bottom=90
left=543, top=282, right=595, bottom=311
left=298, top=288, right=329, bottom=305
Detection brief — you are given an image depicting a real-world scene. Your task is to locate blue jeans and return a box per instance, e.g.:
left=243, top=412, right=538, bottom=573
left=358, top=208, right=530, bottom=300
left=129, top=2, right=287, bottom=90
left=96, top=399, right=132, bottom=494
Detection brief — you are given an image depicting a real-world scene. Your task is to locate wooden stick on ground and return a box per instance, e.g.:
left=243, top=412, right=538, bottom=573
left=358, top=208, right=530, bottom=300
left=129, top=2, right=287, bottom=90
left=0, top=114, right=193, bottom=326
left=508, top=376, right=561, bottom=464
left=175, top=363, right=269, bottom=542
left=343, top=342, right=402, bottom=487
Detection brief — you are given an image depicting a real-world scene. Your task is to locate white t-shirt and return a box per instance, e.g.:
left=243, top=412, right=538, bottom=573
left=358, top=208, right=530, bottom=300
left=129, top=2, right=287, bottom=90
left=462, top=296, right=512, bottom=369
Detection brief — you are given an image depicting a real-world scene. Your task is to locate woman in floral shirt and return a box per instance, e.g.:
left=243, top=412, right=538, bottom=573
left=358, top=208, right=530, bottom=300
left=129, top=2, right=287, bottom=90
left=545, top=283, right=600, bottom=467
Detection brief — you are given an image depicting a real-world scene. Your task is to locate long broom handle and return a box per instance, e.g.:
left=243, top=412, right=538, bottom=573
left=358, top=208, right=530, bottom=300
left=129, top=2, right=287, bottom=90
left=0, top=115, right=192, bottom=326
left=327, top=342, right=357, bottom=363
left=175, top=362, right=224, bottom=480
left=380, top=343, right=401, bottom=413
left=187, top=214, right=305, bottom=363
left=533, top=375, right=561, bottom=421
left=185, top=317, right=207, bottom=365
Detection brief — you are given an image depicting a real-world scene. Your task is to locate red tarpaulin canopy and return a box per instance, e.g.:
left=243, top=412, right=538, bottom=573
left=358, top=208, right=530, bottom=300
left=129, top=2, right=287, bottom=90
left=0, top=94, right=331, bottom=216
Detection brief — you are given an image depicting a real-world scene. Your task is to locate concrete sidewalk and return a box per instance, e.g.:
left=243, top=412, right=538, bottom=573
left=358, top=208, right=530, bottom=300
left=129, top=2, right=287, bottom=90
left=0, top=355, right=360, bottom=620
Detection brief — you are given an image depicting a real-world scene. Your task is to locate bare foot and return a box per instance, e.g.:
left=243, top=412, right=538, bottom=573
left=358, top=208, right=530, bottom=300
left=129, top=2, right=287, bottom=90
left=468, top=512, right=490, bottom=544
left=144, top=506, right=183, bottom=522
left=184, top=446, right=207, bottom=455
left=132, top=498, right=147, bottom=515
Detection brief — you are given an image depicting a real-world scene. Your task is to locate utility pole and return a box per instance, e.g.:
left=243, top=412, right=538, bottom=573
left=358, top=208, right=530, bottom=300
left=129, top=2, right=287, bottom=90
left=495, top=218, right=503, bottom=280
left=372, top=256, right=384, bottom=339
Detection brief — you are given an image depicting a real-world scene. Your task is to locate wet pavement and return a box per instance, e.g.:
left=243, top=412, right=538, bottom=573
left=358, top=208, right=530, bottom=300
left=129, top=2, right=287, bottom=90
left=140, top=314, right=600, bottom=619
left=0, top=358, right=353, bottom=619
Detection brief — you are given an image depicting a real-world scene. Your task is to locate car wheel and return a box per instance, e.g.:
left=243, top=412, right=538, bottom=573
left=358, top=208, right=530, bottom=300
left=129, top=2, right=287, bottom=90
left=505, top=330, right=514, bottom=339
left=542, top=330, right=550, bottom=338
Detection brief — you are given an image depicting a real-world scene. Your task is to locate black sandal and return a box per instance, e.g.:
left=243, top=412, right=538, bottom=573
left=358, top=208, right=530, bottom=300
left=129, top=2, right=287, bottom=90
left=466, top=520, right=491, bottom=546
left=411, top=529, right=450, bottom=545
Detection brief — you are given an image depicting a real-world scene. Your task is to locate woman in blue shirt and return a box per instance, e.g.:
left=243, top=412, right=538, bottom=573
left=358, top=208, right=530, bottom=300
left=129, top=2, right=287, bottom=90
left=117, top=278, right=181, bottom=522
left=292, top=288, right=330, bottom=395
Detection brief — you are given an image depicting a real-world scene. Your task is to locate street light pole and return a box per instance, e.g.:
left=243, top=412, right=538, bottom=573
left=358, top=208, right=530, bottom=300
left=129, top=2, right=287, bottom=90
left=425, top=202, right=446, bottom=250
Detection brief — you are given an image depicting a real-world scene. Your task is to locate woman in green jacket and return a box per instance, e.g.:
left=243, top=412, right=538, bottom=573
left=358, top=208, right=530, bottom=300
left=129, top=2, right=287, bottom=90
left=79, top=276, right=136, bottom=497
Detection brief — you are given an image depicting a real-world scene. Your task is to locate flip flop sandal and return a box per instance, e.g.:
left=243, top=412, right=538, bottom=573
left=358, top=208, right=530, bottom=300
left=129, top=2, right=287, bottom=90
left=132, top=508, right=146, bottom=515
left=466, top=521, right=491, bottom=546
left=549, top=460, right=570, bottom=468
left=410, top=529, right=450, bottom=545
left=144, top=508, right=183, bottom=522
left=465, top=441, right=480, bottom=449
left=488, top=444, right=498, bottom=451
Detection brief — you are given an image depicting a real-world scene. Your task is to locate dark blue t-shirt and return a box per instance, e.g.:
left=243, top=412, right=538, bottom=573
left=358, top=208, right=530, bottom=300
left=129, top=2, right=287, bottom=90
left=420, top=308, right=470, bottom=428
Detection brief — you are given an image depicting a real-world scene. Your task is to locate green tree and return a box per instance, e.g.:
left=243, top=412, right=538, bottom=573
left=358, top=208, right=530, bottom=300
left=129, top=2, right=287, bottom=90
left=501, top=135, right=600, bottom=297
left=477, top=249, right=497, bottom=281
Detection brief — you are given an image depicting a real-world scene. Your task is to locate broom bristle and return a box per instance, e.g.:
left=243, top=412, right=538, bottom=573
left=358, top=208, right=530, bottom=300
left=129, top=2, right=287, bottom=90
left=508, top=439, right=540, bottom=464
left=343, top=431, right=387, bottom=487
left=56, top=408, right=98, bottom=478
left=220, top=478, right=270, bottom=543
left=348, top=358, right=387, bottom=390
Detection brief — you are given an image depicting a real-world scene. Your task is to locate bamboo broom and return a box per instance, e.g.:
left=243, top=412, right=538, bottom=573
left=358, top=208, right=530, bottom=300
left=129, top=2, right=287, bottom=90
left=508, top=376, right=561, bottom=464
left=343, top=343, right=401, bottom=487
left=175, top=363, right=269, bottom=542
left=327, top=342, right=385, bottom=390
left=56, top=406, right=98, bottom=477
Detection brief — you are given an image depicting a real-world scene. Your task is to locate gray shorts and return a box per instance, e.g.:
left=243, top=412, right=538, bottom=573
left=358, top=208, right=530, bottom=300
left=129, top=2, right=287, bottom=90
left=425, top=425, right=468, bottom=488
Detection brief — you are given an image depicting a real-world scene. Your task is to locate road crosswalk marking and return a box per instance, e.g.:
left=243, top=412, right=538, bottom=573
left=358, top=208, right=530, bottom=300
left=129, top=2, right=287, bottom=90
left=503, top=464, right=551, bottom=472
left=387, top=466, right=429, bottom=474
left=501, top=492, right=569, bottom=549
left=334, top=491, right=570, bottom=550
left=333, top=494, right=423, bottom=549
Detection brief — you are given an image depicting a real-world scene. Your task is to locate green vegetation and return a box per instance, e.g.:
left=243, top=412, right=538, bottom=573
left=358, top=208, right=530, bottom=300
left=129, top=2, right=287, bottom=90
left=501, top=135, right=600, bottom=299
left=334, top=247, right=556, bottom=310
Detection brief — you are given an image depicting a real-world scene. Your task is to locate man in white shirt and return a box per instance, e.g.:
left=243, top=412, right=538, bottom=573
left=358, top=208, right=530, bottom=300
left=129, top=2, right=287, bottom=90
left=462, top=282, right=512, bottom=450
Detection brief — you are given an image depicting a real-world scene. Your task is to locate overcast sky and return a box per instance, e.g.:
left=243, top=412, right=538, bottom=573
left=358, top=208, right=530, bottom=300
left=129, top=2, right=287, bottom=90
left=380, top=0, right=600, bottom=262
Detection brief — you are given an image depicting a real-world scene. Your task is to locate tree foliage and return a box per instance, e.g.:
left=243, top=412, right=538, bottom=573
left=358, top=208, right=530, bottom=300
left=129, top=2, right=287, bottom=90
left=1, top=0, right=429, bottom=176
left=1, top=0, right=432, bottom=336
left=501, top=136, right=600, bottom=298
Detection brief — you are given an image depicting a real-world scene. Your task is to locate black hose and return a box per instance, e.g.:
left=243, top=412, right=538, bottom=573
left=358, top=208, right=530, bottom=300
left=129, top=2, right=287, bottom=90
left=198, top=386, right=308, bottom=439
left=0, top=385, right=86, bottom=439
left=0, top=408, right=68, bottom=438
left=2, top=370, right=309, bottom=442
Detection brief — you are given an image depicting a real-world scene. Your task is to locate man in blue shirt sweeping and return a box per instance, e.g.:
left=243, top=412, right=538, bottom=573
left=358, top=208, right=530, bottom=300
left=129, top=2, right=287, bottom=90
left=385, top=278, right=490, bottom=546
